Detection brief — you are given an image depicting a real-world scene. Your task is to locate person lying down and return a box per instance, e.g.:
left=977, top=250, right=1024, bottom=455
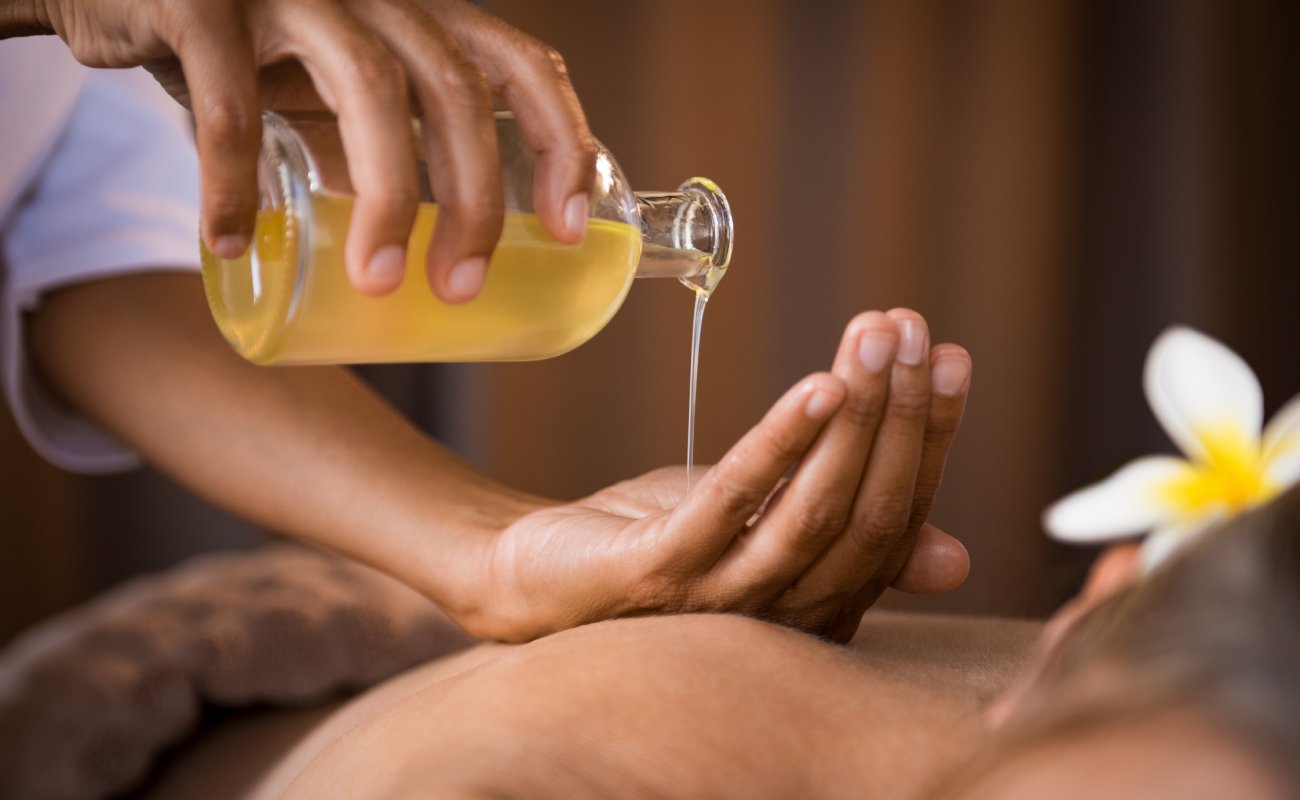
left=230, top=481, right=1297, bottom=799
left=210, top=315, right=1294, bottom=799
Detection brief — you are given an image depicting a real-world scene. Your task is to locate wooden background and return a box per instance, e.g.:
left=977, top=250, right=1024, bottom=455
left=3, top=0, right=1298, bottom=643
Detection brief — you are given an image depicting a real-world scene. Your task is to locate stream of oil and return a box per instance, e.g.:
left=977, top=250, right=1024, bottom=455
left=644, top=242, right=726, bottom=494
left=685, top=291, right=708, bottom=491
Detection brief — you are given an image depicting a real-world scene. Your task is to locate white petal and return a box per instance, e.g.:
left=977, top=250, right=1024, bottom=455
left=1139, top=523, right=1200, bottom=572
left=1043, top=456, right=1191, bottom=543
left=1263, top=448, right=1300, bottom=493
left=1262, top=394, right=1300, bottom=463
left=1143, top=327, right=1263, bottom=463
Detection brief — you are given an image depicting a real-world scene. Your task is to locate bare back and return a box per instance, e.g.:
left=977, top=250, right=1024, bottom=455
left=245, top=612, right=1039, bottom=799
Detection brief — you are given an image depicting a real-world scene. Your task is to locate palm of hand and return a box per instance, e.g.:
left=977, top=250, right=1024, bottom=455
left=459, top=311, right=973, bottom=644
left=484, top=468, right=700, bottom=640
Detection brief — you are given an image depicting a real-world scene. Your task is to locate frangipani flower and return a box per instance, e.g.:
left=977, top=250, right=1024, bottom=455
left=1044, top=327, right=1300, bottom=571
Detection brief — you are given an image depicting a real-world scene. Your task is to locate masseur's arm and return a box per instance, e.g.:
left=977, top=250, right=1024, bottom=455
left=28, top=271, right=536, bottom=589
left=27, top=272, right=971, bottom=641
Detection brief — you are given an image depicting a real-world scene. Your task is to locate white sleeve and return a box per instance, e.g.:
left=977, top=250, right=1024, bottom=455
left=1, top=65, right=202, bottom=474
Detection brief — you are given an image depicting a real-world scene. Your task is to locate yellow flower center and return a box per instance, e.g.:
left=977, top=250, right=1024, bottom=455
left=1160, top=425, right=1276, bottom=518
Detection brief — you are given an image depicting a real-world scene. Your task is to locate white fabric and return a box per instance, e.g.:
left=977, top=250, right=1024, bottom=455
left=0, top=37, right=201, bottom=473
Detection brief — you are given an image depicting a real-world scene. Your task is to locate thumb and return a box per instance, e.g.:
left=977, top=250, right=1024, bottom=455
left=890, top=523, right=970, bottom=594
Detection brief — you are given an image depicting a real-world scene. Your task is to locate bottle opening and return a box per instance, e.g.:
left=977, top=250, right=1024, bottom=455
left=633, top=177, right=734, bottom=297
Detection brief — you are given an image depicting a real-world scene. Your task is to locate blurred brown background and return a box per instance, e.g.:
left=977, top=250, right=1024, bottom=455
left=3, top=0, right=1297, bottom=645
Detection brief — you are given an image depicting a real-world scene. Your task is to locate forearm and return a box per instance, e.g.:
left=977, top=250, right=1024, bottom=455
left=25, top=270, right=549, bottom=611
left=0, top=0, right=52, bottom=37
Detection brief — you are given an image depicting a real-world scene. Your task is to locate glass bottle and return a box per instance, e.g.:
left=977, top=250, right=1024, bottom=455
left=200, top=111, right=733, bottom=365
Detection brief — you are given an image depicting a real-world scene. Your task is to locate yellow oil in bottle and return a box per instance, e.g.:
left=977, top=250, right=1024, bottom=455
left=201, top=193, right=642, bottom=364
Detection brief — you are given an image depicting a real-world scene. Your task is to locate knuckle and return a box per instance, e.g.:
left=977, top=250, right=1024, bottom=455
left=364, top=186, right=421, bottom=221
left=793, top=499, right=853, bottom=536
left=162, top=0, right=213, bottom=24
left=440, top=200, right=504, bottom=251
left=713, top=463, right=770, bottom=522
left=559, top=134, right=598, bottom=172
left=923, top=420, right=957, bottom=448
left=912, top=474, right=943, bottom=504
left=848, top=511, right=912, bottom=557
left=540, top=44, right=568, bottom=75
left=887, top=387, right=931, bottom=426
left=437, top=62, right=491, bottom=106
left=866, top=489, right=916, bottom=527
left=838, top=392, right=886, bottom=430
left=156, top=0, right=199, bottom=44
left=749, top=421, right=799, bottom=464
left=464, top=65, right=493, bottom=101
left=203, top=194, right=254, bottom=221
left=350, top=49, right=405, bottom=93
left=444, top=191, right=504, bottom=225
left=521, top=38, right=569, bottom=77
left=198, top=100, right=258, bottom=148
left=925, top=413, right=967, bottom=444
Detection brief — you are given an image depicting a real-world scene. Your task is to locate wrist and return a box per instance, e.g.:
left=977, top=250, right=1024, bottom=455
left=344, top=463, right=553, bottom=635
left=0, top=0, right=53, bottom=37
left=418, top=487, right=552, bottom=628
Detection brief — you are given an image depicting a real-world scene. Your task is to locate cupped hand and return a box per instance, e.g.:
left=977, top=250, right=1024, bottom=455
left=451, top=309, right=973, bottom=642
left=35, top=0, right=594, bottom=301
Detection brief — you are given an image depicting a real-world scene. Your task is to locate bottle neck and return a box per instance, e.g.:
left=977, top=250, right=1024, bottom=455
left=633, top=178, right=733, bottom=295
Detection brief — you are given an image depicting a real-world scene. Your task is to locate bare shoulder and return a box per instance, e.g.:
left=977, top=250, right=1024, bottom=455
left=850, top=611, right=1044, bottom=703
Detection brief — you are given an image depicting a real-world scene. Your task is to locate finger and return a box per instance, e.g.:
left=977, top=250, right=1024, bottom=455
left=438, top=6, right=596, bottom=243
left=772, top=308, right=932, bottom=626
left=880, top=343, right=973, bottom=592
left=709, top=312, right=899, bottom=602
left=820, top=343, right=972, bottom=637
left=272, top=2, right=420, bottom=295
left=349, top=0, right=503, bottom=303
left=889, top=523, right=970, bottom=593
left=823, top=523, right=973, bottom=647
left=664, top=373, right=847, bottom=571
left=174, top=4, right=260, bottom=259
left=823, top=338, right=973, bottom=637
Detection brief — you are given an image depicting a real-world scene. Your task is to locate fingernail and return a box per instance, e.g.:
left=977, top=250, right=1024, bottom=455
left=804, top=385, right=841, bottom=420
left=897, top=319, right=927, bottom=366
left=931, top=357, right=970, bottom=398
left=446, top=256, right=487, bottom=300
left=563, top=193, right=588, bottom=239
left=858, top=331, right=897, bottom=373
left=212, top=234, right=250, bottom=260
left=366, top=244, right=406, bottom=285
